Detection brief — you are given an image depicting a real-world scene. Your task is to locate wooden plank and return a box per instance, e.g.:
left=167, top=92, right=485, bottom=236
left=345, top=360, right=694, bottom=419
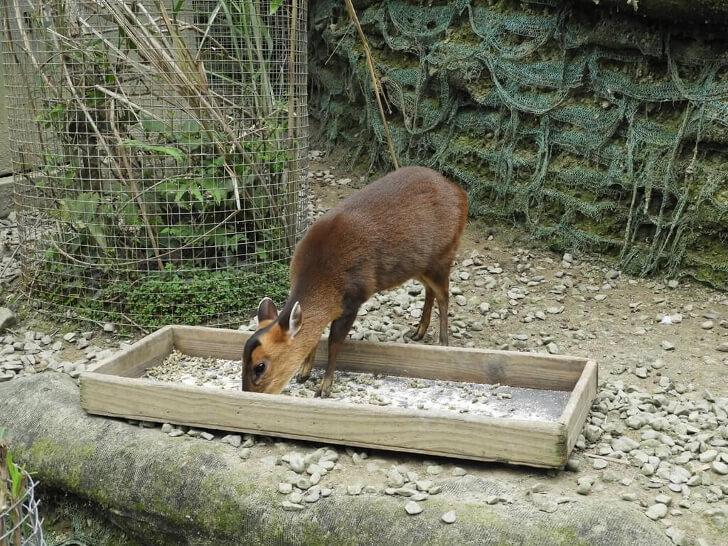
left=92, top=326, right=173, bottom=378
left=172, top=325, right=586, bottom=390
left=80, top=373, right=566, bottom=468
left=559, top=360, right=598, bottom=454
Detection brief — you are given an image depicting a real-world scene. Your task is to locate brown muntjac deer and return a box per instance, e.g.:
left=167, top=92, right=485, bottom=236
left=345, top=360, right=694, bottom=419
left=242, top=166, right=468, bottom=397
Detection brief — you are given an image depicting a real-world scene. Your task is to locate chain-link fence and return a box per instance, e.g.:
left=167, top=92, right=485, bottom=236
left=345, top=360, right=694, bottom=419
left=1, top=0, right=308, bottom=328
left=1, top=469, right=45, bottom=546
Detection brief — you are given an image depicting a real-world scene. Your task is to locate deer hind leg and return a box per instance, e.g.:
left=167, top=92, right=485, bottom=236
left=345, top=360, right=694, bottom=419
left=411, top=283, right=434, bottom=341
left=425, top=259, right=453, bottom=347
left=296, top=346, right=317, bottom=383
left=316, top=308, right=359, bottom=398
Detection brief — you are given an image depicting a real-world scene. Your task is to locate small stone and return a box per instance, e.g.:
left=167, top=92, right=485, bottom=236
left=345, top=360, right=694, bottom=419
left=667, top=280, right=679, bottom=289
left=168, top=429, right=185, bottom=438
left=712, top=460, right=728, bottom=475
left=452, top=467, right=466, bottom=477
left=634, top=367, right=648, bottom=379
left=304, top=489, right=321, bottom=503
left=485, top=495, right=501, bottom=505
left=387, top=468, right=406, bottom=487
left=63, top=332, right=77, bottom=342
left=239, top=448, right=251, bottom=460
left=161, top=423, right=174, bottom=433
left=665, top=527, right=686, bottom=545
left=699, top=450, right=718, bottom=463
left=289, top=492, right=304, bottom=504
left=278, top=483, right=293, bottom=494
left=576, top=483, right=592, bottom=495
left=416, top=480, right=433, bottom=491
left=611, top=437, right=640, bottom=453
left=584, top=425, right=603, bottom=443
left=102, top=322, right=115, bottom=333
left=347, top=484, right=363, bottom=496
left=426, top=465, right=443, bottom=476
left=621, top=493, right=637, bottom=501
left=281, top=501, right=304, bottom=511
left=651, top=359, right=665, bottom=369
left=701, top=320, right=714, bottom=330
left=455, top=295, right=467, bottom=307
left=566, top=457, right=581, bottom=472
left=221, top=434, right=242, bottom=447
left=717, top=342, right=728, bottom=353
left=441, top=511, right=457, bottom=524
left=405, top=501, right=423, bottom=515
left=661, top=341, right=675, bottom=351
left=289, top=453, right=305, bottom=473
left=296, top=478, right=311, bottom=490
left=428, top=485, right=442, bottom=495
left=546, top=306, right=564, bottom=315
left=200, top=432, right=214, bottom=441
left=655, top=494, right=672, bottom=506
left=547, top=342, right=560, bottom=355
left=593, top=459, right=608, bottom=470
left=669, top=466, right=691, bottom=484
left=0, top=308, right=16, bottom=332
left=646, top=503, right=668, bottom=520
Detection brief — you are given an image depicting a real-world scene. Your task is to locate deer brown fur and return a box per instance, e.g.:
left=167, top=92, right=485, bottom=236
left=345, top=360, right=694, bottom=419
left=242, top=166, right=468, bottom=397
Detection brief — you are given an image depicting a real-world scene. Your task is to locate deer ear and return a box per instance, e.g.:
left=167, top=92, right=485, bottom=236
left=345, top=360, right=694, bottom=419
left=257, top=297, right=278, bottom=323
left=289, top=301, right=302, bottom=339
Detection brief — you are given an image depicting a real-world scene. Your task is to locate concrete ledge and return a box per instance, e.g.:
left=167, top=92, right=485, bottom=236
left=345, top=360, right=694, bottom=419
left=0, top=175, right=14, bottom=219
left=0, top=373, right=671, bottom=546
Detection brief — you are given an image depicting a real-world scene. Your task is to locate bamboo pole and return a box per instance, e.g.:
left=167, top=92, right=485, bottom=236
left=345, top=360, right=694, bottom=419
left=343, top=0, right=399, bottom=169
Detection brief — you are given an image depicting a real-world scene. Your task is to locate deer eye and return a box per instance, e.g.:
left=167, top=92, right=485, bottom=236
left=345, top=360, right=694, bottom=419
left=253, top=362, right=266, bottom=377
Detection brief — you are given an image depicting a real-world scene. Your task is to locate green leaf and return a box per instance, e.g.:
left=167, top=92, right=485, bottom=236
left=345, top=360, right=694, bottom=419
left=269, top=0, right=284, bottom=16
left=7, top=451, right=23, bottom=499
left=121, top=139, right=187, bottom=164
left=173, top=0, right=186, bottom=18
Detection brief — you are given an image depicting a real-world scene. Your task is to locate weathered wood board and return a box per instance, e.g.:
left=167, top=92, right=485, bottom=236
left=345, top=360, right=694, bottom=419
left=80, top=325, right=597, bottom=468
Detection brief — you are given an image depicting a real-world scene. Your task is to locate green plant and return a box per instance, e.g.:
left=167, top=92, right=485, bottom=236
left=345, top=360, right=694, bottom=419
left=7, top=0, right=305, bottom=326
left=1, top=427, right=29, bottom=546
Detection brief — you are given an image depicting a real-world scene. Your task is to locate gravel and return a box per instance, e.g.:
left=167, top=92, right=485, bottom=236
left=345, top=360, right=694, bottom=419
left=144, top=351, right=570, bottom=420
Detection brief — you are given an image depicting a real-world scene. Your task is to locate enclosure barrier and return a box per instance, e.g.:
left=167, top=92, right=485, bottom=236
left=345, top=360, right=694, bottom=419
left=1, top=0, right=308, bottom=328
left=310, top=0, right=728, bottom=288
left=1, top=466, right=45, bottom=546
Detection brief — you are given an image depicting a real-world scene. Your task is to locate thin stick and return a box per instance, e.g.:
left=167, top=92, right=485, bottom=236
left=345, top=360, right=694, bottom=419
left=343, top=0, right=399, bottom=169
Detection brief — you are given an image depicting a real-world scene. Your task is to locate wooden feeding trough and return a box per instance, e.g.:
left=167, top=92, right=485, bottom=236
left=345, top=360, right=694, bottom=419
left=80, top=325, right=597, bottom=468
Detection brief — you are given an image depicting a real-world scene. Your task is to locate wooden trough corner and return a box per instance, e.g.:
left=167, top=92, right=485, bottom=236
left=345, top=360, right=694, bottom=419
left=80, top=325, right=597, bottom=469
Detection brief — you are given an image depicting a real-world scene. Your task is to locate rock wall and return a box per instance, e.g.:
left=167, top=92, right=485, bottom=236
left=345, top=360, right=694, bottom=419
left=309, top=0, right=728, bottom=289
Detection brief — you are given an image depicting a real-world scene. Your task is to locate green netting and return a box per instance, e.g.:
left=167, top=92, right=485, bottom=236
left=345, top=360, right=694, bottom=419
left=309, top=0, right=728, bottom=288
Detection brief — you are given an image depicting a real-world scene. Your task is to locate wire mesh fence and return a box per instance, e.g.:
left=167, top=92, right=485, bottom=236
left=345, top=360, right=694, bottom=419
left=1, top=0, right=308, bottom=328
left=1, top=470, right=45, bottom=546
